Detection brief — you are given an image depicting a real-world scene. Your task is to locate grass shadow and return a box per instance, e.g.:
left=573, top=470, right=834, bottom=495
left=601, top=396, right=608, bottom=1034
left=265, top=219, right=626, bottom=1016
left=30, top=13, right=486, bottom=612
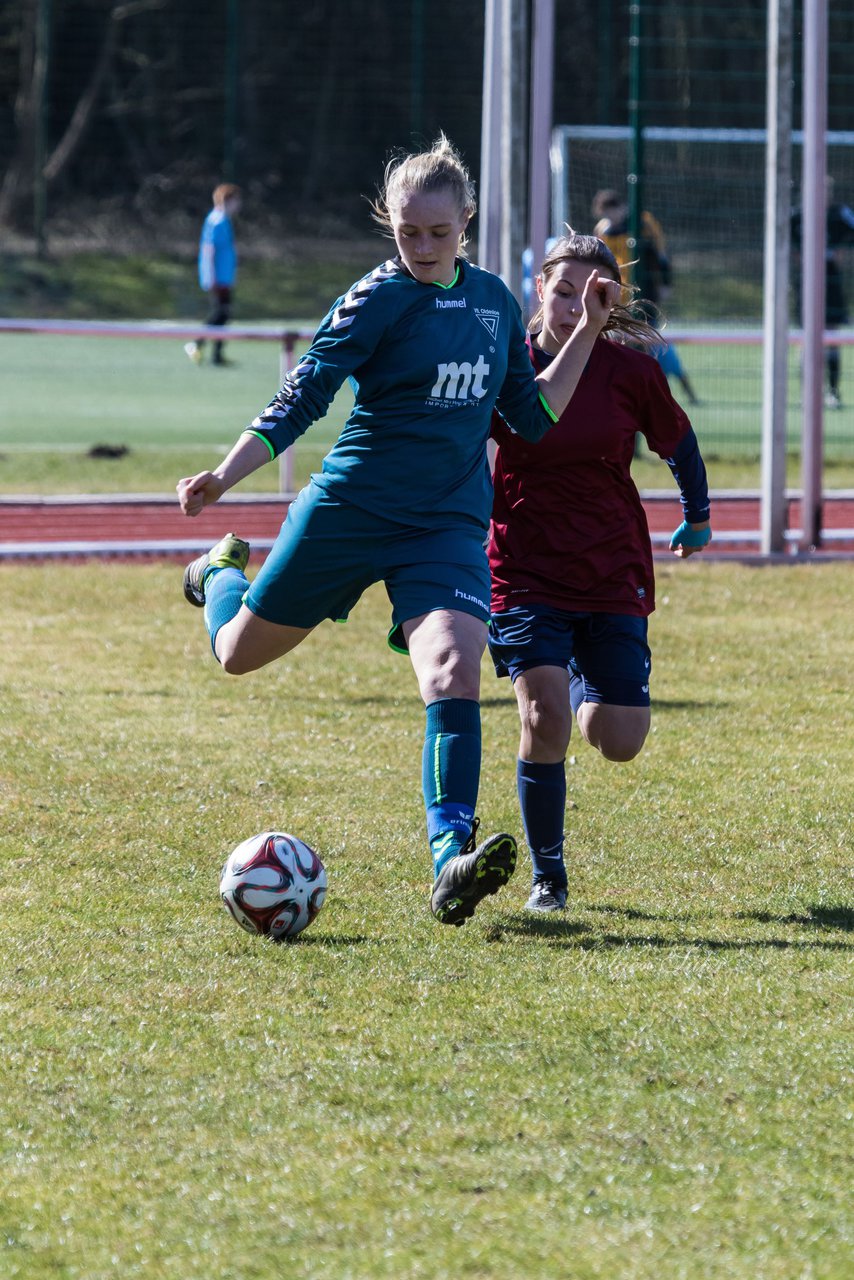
left=737, top=903, right=854, bottom=931
left=274, top=933, right=374, bottom=947
left=494, top=901, right=854, bottom=952
left=491, top=912, right=591, bottom=941
left=652, top=697, right=730, bottom=711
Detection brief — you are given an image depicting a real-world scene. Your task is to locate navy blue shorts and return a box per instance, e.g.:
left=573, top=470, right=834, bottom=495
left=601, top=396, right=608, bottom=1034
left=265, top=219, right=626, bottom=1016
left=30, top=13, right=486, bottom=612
left=244, top=480, right=491, bottom=651
left=488, top=605, right=651, bottom=707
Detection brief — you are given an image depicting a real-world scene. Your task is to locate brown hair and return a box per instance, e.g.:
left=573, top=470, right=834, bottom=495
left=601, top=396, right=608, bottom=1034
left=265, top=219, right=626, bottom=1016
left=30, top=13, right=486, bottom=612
left=591, top=188, right=625, bottom=221
left=372, top=133, right=476, bottom=253
left=530, top=231, right=661, bottom=350
left=213, top=183, right=241, bottom=207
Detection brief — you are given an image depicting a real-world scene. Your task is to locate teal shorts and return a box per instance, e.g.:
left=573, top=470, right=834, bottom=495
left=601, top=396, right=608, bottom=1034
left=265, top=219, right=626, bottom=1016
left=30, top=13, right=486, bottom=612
left=244, top=480, right=491, bottom=652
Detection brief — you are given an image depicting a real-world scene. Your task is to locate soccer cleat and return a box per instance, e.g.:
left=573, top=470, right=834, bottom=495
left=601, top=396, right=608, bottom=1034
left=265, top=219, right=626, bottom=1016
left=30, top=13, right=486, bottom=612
left=184, top=341, right=203, bottom=365
left=182, top=533, right=250, bottom=607
left=430, top=817, right=517, bottom=927
left=524, top=881, right=567, bottom=913
left=824, top=390, right=842, bottom=410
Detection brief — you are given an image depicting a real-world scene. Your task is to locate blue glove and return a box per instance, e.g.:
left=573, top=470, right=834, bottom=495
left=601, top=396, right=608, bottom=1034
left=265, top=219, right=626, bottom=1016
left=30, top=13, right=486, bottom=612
left=670, top=520, right=712, bottom=551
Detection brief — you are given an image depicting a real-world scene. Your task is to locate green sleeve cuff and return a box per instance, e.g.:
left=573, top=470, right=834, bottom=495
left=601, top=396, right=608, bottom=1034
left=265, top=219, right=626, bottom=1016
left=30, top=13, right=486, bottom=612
left=538, top=391, right=559, bottom=423
left=244, top=429, right=277, bottom=460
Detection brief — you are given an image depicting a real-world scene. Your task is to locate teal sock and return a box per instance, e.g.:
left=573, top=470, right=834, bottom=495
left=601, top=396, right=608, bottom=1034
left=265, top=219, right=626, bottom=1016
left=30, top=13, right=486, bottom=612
left=422, top=698, right=481, bottom=877
left=203, top=566, right=248, bottom=659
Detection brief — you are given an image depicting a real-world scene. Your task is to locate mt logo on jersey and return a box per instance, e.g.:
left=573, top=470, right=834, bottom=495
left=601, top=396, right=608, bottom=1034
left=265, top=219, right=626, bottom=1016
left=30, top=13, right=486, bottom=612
left=429, top=356, right=491, bottom=402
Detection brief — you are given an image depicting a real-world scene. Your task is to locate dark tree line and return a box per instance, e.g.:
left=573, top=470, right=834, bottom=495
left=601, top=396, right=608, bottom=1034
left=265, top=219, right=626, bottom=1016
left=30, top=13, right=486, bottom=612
left=0, top=0, right=851, bottom=241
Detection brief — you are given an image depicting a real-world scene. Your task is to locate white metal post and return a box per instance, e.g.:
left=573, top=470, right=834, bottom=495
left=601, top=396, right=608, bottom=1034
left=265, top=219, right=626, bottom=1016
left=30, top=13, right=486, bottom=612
left=499, top=0, right=528, bottom=299
left=279, top=335, right=294, bottom=494
left=479, top=0, right=503, bottom=276
left=527, top=0, right=555, bottom=316
left=800, top=0, right=828, bottom=550
left=760, top=0, right=793, bottom=555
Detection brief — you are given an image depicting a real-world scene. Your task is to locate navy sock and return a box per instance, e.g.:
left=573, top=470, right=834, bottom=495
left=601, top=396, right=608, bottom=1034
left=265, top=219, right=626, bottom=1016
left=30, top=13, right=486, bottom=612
left=203, top=566, right=248, bottom=660
left=516, top=757, right=567, bottom=889
left=422, top=698, right=480, bottom=876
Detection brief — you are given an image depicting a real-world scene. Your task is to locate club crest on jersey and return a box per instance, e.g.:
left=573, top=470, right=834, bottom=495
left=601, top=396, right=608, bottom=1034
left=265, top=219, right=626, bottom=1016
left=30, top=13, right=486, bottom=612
left=474, top=307, right=500, bottom=338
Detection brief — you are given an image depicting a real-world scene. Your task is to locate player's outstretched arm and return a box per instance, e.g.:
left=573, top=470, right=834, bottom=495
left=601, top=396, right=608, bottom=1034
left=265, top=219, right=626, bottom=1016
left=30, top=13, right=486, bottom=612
left=177, top=431, right=272, bottom=517
left=535, top=269, right=621, bottom=419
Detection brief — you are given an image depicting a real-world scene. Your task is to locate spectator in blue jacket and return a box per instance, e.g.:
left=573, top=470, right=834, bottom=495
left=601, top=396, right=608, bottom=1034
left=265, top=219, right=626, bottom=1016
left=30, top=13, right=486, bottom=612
left=185, top=183, right=242, bottom=367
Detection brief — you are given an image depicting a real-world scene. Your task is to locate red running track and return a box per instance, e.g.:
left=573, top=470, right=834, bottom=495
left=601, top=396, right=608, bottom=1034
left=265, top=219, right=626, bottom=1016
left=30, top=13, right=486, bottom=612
left=1, top=493, right=854, bottom=558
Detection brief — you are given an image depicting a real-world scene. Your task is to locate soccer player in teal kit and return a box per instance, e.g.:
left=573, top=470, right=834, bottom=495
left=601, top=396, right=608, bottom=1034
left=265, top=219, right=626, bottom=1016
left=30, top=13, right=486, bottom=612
left=177, top=136, right=619, bottom=927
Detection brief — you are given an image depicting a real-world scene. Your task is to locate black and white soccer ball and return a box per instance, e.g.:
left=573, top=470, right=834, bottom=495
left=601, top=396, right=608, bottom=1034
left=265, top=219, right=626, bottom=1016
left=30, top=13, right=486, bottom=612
left=219, top=831, right=327, bottom=940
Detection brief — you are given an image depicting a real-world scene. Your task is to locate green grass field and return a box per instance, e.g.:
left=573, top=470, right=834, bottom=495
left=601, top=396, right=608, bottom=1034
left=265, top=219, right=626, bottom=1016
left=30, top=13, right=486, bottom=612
left=3, top=331, right=854, bottom=495
left=1, top=559, right=852, bottom=1278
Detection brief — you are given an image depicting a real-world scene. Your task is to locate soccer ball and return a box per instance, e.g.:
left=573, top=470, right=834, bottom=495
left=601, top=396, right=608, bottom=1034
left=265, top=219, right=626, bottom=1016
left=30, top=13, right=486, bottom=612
left=219, top=831, right=327, bottom=940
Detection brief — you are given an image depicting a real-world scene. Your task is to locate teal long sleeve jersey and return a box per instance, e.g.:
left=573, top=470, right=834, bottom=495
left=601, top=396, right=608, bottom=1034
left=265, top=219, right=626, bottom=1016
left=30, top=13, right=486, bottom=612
left=246, top=257, right=555, bottom=534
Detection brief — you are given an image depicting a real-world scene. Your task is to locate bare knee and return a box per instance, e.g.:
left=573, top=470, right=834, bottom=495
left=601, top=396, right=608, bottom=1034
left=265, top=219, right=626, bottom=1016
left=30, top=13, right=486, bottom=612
left=596, top=732, right=647, bottom=763
left=420, top=648, right=480, bottom=702
left=216, top=637, right=255, bottom=675
left=406, top=611, right=486, bottom=704
left=577, top=704, right=650, bottom=761
left=518, top=690, right=572, bottom=762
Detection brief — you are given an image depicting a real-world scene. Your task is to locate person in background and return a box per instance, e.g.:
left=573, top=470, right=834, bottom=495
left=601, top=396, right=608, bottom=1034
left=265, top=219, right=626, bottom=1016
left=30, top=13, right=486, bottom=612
left=592, top=188, right=699, bottom=406
left=185, top=182, right=242, bottom=368
left=487, top=232, right=711, bottom=914
left=791, top=176, right=854, bottom=409
left=176, top=138, right=620, bottom=928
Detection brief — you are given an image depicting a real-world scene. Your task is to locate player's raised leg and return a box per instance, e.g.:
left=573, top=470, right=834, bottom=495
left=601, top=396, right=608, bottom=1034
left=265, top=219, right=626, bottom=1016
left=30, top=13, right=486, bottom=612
left=182, top=532, right=312, bottom=673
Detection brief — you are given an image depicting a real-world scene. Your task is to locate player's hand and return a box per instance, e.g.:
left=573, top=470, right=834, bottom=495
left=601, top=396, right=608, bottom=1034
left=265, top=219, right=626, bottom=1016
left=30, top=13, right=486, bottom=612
left=177, top=471, right=226, bottom=517
left=670, top=519, right=712, bottom=557
left=582, top=269, right=621, bottom=332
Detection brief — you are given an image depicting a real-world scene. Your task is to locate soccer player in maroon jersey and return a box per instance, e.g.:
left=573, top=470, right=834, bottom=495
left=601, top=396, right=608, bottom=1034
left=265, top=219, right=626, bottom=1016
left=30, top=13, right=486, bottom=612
left=487, top=232, right=712, bottom=913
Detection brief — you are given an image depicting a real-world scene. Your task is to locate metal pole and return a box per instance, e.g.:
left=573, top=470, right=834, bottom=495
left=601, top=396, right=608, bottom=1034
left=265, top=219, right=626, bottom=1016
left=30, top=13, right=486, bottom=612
left=411, top=0, right=425, bottom=137
left=479, top=0, right=503, bottom=275
left=760, top=0, right=793, bottom=555
left=800, top=0, right=828, bottom=551
left=527, top=0, right=555, bottom=315
left=224, top=0, right=239, bottom=180
left=627, top=1, right=643, bottom=288
left=33, top=0, right=52, bottom=256
left=500, top=0, right=528, bottom=299
left=279, top=335, right=295, bottom=494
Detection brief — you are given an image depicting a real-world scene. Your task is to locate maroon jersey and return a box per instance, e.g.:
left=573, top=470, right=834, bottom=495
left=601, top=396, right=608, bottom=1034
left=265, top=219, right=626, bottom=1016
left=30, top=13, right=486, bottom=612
left=488, top=336, right=691, bottom=617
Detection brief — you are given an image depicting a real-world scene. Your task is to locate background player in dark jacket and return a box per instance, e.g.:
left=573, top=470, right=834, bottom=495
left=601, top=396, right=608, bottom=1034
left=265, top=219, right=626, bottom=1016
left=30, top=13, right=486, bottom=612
left=487, top=232, right=711, bottom=913
left=592, top=188, right=699, bottom=406
left=791, top=176, right=854, bottom=409
left=176, top=138, right=619, bottom=928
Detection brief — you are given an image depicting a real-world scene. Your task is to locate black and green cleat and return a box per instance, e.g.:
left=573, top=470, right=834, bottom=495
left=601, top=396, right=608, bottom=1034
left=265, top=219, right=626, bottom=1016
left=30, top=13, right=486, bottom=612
left=182, top=532, right=250, bottom=607
left=430, top=818, right=517, bottom=927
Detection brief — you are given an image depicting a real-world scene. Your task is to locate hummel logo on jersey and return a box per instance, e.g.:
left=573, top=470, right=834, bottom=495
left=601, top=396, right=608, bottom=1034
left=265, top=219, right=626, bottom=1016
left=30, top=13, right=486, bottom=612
left=474, top=307, right=500, bottom=338
left=430, top=355, right=490, bottom=401
left=436, top=297, right=467, bottom=309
